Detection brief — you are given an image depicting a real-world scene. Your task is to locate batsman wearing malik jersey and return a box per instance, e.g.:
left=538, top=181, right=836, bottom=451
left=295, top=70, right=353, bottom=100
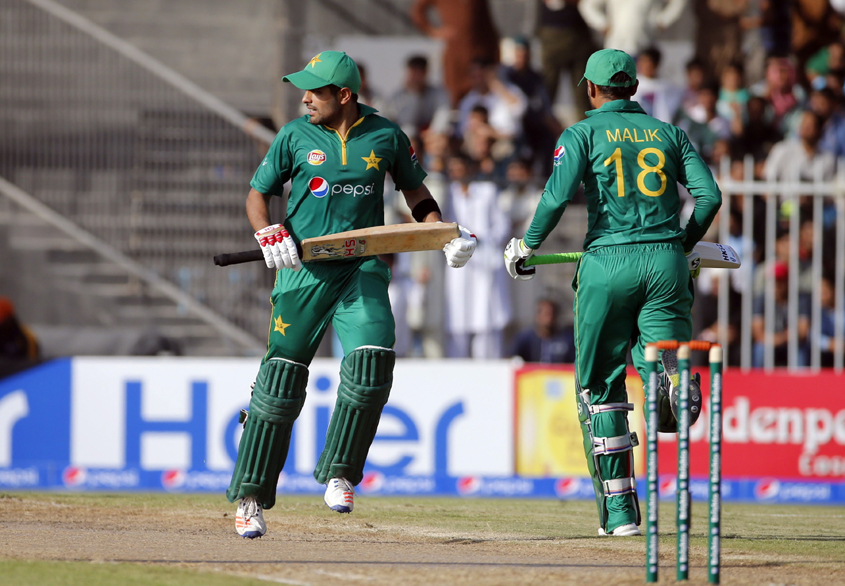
left=505, top=49, right=721, bottom=536
left=228, top=51, right=477, bottom=538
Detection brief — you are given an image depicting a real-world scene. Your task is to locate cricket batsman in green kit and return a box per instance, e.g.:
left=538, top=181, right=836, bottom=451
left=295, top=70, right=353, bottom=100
left=228, top=51, right=477, bottom=538
left=504, top=49, right=721, bottom=537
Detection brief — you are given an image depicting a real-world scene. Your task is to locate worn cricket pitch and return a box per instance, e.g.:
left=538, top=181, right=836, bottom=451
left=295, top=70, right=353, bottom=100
left=1, top=493, right=843, bottom=585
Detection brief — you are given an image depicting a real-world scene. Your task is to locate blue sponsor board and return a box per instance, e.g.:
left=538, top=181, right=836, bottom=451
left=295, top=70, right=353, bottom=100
left=3, top=466, right=844, bottom=505
left=0, top=359, right=71, bottom=487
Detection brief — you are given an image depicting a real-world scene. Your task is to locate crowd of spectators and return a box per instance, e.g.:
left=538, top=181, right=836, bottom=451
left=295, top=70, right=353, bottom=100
left=348, top=0, right=845, bottom=367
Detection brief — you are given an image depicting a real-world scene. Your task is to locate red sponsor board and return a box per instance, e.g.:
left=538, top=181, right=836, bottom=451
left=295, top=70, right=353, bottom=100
left=659, top=369, right=845, bottom=481
left=515, top=364, right=845, bottom=482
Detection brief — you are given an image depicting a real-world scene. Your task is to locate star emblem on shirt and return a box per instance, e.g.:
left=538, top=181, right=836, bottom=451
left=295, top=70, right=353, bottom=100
left=274, top=315, right=290, bottom=336
left=362, top=150, right=382, bottom=171
left=309, top=53, right=322, bottom=68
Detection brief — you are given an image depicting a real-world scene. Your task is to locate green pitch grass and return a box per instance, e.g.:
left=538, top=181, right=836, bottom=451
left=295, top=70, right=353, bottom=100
left=1, top=493, right=843, bottom=585
left=0, top=560, right=274, bottom=586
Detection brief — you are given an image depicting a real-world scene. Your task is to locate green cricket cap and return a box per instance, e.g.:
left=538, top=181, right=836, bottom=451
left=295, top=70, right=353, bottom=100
left=283, top=50, right=361, bottom=94
left=579, top=49, right=637, bottom=87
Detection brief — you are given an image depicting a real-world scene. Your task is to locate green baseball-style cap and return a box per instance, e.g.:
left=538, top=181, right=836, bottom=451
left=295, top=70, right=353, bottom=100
left=579, top=49, right=637, bottom=87
left=283, top=50, right=361, bottom=94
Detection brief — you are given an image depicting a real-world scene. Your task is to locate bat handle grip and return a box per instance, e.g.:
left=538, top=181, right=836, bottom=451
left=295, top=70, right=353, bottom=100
left=214, top=249, right=264, bottom=266
left=524, top=252, right=583, bottom=267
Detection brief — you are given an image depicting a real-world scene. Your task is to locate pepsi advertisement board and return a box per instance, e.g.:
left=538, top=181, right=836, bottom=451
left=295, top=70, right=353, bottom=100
left=1, top=358, right=843, bottom=504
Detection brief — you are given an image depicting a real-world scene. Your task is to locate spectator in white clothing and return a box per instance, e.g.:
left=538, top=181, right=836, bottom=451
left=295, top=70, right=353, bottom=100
left=764, top=110, right=836, bottom=185
left=679, top=57, right=707, bottom=122
left=634, top=46, right=683, bottom=123
left=578, top=0, right=687, bottom=57
left=462, top=105, right=503, bottom=180
left=764, top=111, right=837, bottom=241
left=458, top=58, right=528, bottom=141
left=676, top=81, right=732, bottom=164
left=443, top=154, right=511, bottom=359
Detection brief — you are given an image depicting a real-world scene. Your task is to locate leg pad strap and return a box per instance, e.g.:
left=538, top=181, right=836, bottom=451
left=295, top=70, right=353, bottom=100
left=603, top=477, right=637, bottom=496
left=593, top=432, right=639, bottom=455
left=588, top=403, right=634, bottom=414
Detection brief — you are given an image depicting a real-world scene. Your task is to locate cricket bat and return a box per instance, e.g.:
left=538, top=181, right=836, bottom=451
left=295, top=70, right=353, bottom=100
left=525, top=241, right=741, bottom=269
left=213, top=223, right=460, bottom=267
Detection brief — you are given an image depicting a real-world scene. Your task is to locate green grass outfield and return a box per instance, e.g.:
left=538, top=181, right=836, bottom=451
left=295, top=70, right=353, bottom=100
left=2, top=493, right=844, bottom=585
left=1, top=560, right=273, bottom=586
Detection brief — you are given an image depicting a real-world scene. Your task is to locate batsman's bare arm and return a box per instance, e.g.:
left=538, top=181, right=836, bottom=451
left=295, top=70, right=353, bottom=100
left=402, top=184, right=442, bottom=223
left=246, top=188, right=274, bottom=232
left=403, top=182, right=476, bottom=268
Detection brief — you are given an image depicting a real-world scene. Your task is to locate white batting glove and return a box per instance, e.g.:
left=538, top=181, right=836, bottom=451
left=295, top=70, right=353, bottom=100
left=686, top=250, right=701, bottom=279
left=443, top=224, right=477, bottom=268
left=254, top=224, right=301, bottom=271
left=504, top=237, right=536, bottom=280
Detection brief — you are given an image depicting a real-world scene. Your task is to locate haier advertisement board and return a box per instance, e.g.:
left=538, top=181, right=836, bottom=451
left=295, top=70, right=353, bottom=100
left=1, top=358, right=843, bottom=503
left=0, top=358, right=515, bottom=496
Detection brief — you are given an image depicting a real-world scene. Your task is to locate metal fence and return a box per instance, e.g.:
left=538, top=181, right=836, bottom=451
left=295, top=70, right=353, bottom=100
left=711, top=156, right=845, bottom=372
left=0, top=0, right=277, bottom=345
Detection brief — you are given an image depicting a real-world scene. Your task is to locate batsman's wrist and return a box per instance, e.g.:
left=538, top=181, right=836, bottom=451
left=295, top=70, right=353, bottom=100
left=521, top=236, right=539, bottom=252
left=518, top=239, right=534, bottom=256
left=411, top=198, right=442, bottom=223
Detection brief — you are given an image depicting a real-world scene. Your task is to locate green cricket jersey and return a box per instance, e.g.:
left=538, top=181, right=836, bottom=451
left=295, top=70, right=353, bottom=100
left=251, top=103, right=427, bottom=243
left=523, top=100, right=721, bottom=251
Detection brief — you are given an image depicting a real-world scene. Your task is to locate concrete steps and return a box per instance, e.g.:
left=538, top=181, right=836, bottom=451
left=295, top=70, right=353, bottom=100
left=0, top=201, right=262, bottom=356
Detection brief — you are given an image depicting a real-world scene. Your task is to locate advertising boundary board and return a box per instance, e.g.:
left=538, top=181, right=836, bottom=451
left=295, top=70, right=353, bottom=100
left=2, top=467, right=844, bottom=504
left=0, top=358, right=843, bottom=504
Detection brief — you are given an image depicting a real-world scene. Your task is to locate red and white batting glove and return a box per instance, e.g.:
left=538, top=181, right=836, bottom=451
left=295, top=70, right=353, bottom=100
left=443, top=224, right=477, bottom=268
left=254, top=224, right=301, bottom=271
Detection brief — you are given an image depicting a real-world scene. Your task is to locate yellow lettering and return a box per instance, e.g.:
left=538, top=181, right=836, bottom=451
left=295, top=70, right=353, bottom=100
left=604, top=146, right=668, bottom=199
left=606, top=129, right=622, bottom=142
left=622, top=128, right=633, bottom=142
left=633, top=129, right=645, bottom=143
left=604, top=148, right=625, bottom=197
left=637, top=148, right=667, bottom=197
left=649, top=129, right=662, bottom=142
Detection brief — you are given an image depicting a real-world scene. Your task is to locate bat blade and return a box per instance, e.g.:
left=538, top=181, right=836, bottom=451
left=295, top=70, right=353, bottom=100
left=301, top=222, right=459, bottom=261
left=694, top=241, right=741, bottom=269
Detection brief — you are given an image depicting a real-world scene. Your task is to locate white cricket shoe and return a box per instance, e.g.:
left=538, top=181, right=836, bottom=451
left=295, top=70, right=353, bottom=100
left=235, top=496, right=266, bottom=538
left=598, top=523, right=642, bottom=537
left=324, top=477, right=355, bottom=513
